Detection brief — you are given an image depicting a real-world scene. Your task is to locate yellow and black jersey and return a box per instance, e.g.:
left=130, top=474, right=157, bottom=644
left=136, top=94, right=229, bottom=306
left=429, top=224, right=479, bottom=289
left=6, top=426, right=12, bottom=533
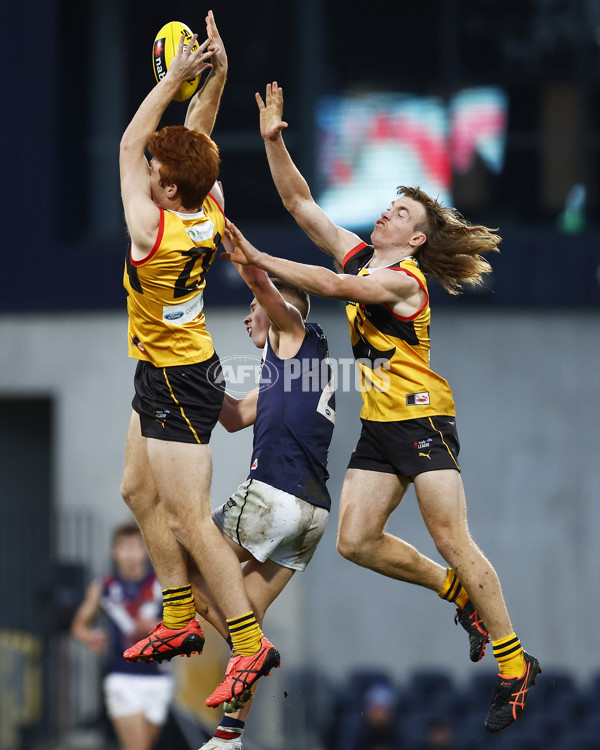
left=343, top=242, right=455, bottom=422
left=123, top=193, right=225, bottom=367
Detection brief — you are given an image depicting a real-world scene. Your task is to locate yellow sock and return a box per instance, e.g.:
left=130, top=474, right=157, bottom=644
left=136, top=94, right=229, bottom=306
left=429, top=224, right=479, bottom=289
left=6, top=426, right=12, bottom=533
left=437, top=568, right=469, bottom=609
left=492, top=632, right=526, bottom=678
left=227, top=611, right=263, bottom=655
left=162, top=584, right=196, bottom=630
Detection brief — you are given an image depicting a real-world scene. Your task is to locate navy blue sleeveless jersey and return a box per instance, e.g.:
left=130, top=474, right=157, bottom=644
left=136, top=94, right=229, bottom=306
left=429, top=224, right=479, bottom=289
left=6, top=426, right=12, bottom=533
left=248, top=322, right=335, bottom=510
left=101, top=569, right=164, bottom=675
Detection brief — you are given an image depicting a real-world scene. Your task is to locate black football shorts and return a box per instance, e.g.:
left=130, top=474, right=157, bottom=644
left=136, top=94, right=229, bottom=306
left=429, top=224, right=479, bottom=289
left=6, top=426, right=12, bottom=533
left=132, top=352, right=225, bottom=444
left=347, top=415, right=460, bottom=480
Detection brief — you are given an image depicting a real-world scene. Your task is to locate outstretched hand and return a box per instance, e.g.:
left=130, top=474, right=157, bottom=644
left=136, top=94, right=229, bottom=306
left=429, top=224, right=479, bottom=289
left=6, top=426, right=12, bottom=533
left=205, top=10, right=227, bottom=74
left=222, top=220, right=264, bottom=267
left=166, top=33, right=214, bottom=84
left=256, top=82, right=288, bottom=141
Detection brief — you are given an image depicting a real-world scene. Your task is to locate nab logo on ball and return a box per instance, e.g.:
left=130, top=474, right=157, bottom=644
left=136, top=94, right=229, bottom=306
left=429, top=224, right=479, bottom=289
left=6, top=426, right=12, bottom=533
left=153, top=38, right=167, bottom=81
left=152, top=21, right=200, bottom=102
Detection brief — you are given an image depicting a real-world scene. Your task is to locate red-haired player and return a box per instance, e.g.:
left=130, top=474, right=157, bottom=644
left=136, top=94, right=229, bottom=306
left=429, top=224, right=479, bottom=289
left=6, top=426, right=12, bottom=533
left=118, top=12, right=279, bottom=708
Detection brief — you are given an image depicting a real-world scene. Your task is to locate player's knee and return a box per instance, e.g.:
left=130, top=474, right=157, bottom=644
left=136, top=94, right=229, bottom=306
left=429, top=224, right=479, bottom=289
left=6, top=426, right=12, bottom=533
left=120, top=476, right=141, bottom=511
left=337, top=531, right=368, bottom=565
left=430, top=528, right=463, bottom=565
left=120, top=475, right=156, bottom=520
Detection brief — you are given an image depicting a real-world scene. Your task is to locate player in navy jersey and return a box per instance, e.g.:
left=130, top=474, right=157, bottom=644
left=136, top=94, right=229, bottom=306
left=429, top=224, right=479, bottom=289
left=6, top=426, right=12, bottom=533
left=71, top=522, right=174, bottom=750
left=192, top=259, right=335, bottom=749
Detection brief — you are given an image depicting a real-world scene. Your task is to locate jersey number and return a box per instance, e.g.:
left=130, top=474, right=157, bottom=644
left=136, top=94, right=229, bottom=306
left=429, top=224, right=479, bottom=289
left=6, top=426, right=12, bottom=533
left=316, top=361, right=336, bottom=425
left=351, top=306, right=395, bottom=367
left=173, top=234, right=221, bottom=299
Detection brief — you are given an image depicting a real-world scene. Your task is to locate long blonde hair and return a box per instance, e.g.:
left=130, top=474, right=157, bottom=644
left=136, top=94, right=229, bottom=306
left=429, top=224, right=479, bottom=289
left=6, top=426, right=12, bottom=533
left=399, top=186, right=501, bottom=295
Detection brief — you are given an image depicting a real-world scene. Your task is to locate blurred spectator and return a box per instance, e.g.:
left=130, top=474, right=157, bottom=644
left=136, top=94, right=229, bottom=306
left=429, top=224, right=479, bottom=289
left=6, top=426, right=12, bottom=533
left=71, top=522, right=174, bottom=750
left=417, top=719, right=466, bottom=749
left=334, top=681, right=403, bottom=750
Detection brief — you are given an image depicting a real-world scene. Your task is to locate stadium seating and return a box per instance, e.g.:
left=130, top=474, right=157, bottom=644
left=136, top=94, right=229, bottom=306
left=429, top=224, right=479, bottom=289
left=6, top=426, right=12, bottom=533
left=318, top=667, right=600, bottom=750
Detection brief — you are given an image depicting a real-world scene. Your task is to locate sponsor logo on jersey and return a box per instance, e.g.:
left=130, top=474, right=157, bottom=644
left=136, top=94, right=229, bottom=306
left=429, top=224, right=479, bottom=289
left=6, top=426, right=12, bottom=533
left=406, top=391, right=430, bottom=405
left=162, top=292, right=204, bottom=326
left=186, top=221, right=215, bottom=243
left=251, top=458, right=258, bottom=470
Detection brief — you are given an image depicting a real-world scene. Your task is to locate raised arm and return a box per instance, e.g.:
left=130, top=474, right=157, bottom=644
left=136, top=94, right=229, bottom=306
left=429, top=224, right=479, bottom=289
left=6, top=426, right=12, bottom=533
left=256, top=82, right=362, bottom=264
left=185, top=10, right=227, bottom=136
left=225, top=220, right=307, bottom=357
left=120, top=35, right=214, bottom=258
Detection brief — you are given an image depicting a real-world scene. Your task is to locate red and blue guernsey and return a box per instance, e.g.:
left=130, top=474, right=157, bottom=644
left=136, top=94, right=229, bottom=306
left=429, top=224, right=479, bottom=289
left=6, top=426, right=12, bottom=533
left=249, top=322, right=335, bottom=510
left=101, top=569, right=164, bottom=675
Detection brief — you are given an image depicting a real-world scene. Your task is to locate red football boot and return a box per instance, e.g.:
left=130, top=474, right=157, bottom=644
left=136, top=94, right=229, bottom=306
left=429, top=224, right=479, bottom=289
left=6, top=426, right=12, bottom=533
left=206, top=637, right=280, bottom=708
left=123, top=619, right=205, bottom=664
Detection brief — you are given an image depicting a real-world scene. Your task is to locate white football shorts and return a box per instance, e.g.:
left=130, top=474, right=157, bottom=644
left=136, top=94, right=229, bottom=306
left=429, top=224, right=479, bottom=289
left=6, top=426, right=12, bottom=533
left=103, top=673, right=174, bottom=724
left=213, top=478, right=329, bottom=571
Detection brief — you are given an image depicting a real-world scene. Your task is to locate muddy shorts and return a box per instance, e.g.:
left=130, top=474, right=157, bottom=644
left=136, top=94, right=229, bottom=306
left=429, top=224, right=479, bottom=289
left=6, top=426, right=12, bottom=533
left=212, top=478, right=329, bottom=571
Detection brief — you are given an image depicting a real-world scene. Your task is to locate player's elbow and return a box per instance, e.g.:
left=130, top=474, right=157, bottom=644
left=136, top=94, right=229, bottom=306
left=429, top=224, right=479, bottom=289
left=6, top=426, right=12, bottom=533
left=119, top=131, right=133, bottom=154
left=219, top=418, right=242, bottom=433
left=284, top=194, right=316, bottom=223
left=323, top=275, right=353, bottom=301
left=282, top=194, right=303, bottom=216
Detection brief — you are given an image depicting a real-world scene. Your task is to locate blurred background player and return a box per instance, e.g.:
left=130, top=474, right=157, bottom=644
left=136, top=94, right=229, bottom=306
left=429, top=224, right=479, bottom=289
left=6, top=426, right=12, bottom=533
left=71, top=522, right=174, bottom=750
left=119, top=12, right=279, bottom=708
left=216, top=80, right=541, bottom=733
left=190, top=256, right=335, bottom=746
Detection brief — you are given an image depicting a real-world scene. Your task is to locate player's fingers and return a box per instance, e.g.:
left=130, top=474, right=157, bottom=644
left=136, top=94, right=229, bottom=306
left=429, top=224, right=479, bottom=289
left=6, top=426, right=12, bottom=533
left=255, top=92, right=265, bottom=109
left=196, top=35, right=210, bottom=53
left=207, top=10, right=220, bottom=38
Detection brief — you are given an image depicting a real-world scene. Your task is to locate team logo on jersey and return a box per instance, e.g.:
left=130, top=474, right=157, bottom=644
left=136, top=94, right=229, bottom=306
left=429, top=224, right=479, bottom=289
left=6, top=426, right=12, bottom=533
left=406, top=391, right=430, bottom=405
left=132, top=335, right=145, bottom=352
left=251, top=458, right=258, bottom=470
left=186, top=221, right=215, bottom=243
left=153, top=409, right=170, bottom=426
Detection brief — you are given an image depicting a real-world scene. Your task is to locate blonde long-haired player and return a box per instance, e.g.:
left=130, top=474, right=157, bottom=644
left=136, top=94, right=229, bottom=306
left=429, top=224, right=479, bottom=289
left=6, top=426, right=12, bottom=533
left=219, top=80, right=541, bottom=736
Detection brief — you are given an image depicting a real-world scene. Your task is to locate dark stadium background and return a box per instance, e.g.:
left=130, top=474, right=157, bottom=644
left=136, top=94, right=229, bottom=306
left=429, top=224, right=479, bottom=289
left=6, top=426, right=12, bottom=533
left=4, top=0, right=600, bottom=312
left=2, top=1, right=600, bottom=749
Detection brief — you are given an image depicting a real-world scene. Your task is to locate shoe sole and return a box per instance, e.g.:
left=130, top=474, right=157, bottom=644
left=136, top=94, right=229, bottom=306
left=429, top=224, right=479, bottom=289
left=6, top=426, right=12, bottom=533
left=471, top=635, right=490, bottom=663
left=126, top=633, right=205, bottom=664
left=207, top=647, right=281, bottom=708
left=484, top=655, right=542, bottom=733
left=225, top=687, right=255, bottom=713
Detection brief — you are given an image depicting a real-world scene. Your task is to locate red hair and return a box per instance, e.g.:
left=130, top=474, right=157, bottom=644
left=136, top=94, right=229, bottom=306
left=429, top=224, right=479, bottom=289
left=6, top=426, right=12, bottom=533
left=148, top=125, right=220, bottom=209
